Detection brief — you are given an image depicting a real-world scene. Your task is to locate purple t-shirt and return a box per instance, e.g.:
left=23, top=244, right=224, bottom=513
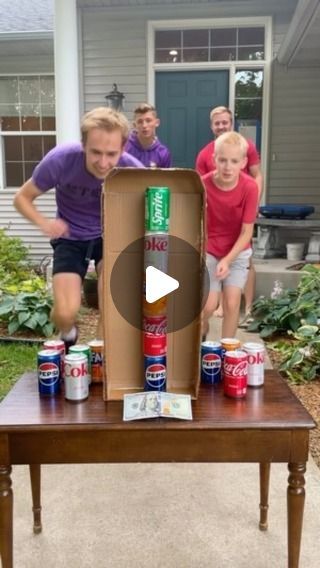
left=125, top=132, right=172, bottom=168
left=32, top=143, right=143, bottom=240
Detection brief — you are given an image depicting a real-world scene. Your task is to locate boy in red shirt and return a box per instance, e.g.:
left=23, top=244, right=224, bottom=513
left=202, top=131, right=259, bottom=339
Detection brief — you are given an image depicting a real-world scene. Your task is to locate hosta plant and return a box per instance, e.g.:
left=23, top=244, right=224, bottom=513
left=268, top=324, right=320, bottom=384
left=248, top=264, right=320, bottom=338
left=0, top=291, right=55, bottom=337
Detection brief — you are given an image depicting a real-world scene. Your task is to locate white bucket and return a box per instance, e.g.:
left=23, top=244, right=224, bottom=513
left=286, top=243, right=305, bottom=261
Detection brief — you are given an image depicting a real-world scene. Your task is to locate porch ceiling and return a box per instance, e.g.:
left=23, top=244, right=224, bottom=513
left=277, top=0, right=320, bottom=67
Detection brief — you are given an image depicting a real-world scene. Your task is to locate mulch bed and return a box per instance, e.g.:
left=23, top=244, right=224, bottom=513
left=1, top=307, right=320, bottom=468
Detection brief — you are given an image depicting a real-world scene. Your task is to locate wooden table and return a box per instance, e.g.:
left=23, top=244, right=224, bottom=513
left=0, top=370, right=315, bottom=568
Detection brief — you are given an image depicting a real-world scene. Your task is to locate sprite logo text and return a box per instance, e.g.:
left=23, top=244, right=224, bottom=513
left=152, top=193, right=165, bottom=226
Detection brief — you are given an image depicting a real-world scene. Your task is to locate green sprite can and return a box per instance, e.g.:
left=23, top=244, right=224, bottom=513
left=145, top=186, right=170, bottom=233
left=69, top=344, right=91, bottom=384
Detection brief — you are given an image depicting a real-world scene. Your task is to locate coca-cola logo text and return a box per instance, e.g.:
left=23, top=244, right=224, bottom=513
left=143, top=317, right=167, bottom=334
left=224, top=360, right=248, bottom=377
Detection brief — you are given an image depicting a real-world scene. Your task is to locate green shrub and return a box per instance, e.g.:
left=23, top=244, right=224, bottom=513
left=248, top=265, right=320, bottom=338
left=0, top=291, right=54, bottom=337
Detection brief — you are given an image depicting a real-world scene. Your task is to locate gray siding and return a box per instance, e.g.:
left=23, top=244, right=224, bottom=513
left=268, top=62, right=320, bottom=216
left=0, top=41, right=55, bottom=260
left=80, top=2, right=296, bottom=115
left=0, top=190, right=56, bottom=261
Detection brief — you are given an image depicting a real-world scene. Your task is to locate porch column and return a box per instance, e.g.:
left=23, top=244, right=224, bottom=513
left=54, top=0, right=80, bottom=143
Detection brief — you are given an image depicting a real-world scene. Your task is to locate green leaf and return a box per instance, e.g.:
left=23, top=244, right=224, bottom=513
left=286, top=315, right=302, bottom=331
left=8, top=319, right=20, bottom=334
left=42, top=322, right=55, bottom=337
left=0, top=302, right=13, bottom=316
left=294, top=325, right=319, bottom=338
left=37, top=311, right=49, bottom=327
left=260, top=325, right=278, bottom=338
left=18, top=311, right=30, bottom=325
left=287, top=350, right=304, bottom=367
left=24, top=314, right=39, bottom=330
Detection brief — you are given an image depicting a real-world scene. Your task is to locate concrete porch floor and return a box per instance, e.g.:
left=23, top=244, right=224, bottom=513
left=254, top=257, right=304, bottom=299
left=11, top=316, right=320, bottom=568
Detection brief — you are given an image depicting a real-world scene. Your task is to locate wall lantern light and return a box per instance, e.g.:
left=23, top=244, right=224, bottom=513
left=105, top=83, right=125, bottom=111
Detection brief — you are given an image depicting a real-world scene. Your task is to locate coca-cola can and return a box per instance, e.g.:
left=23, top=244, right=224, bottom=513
left=242, top=342, right=265, bottom=387
left=223, top=350, right=248, bottom=399
left=143, top=315, right=167, bottom=335
left=144, top=233, right=169, bottom=272
left=143, top=332, right=167, bottom=356
left=64, top=353, right=89, bottom=402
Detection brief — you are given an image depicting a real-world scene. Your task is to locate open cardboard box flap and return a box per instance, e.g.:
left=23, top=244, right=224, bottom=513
left=102, top=168, right=206, bottom=401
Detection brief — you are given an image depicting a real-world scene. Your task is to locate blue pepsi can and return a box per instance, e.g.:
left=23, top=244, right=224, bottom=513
left=37, top=349, right=61, bottom=396
left=144, top=354, right=166, bottom=391
left=201, top=341, right=223, bottom=384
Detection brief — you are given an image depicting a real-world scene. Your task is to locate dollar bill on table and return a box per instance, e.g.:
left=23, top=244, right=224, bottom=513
left=123, top=392, right=161, bottom=421
left=159, top=393, right=193, bottom=420
left=123, top=392, right=192, bottom=421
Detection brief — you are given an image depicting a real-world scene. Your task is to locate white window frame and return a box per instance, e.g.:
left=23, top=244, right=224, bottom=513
left=0, top=72, right=56, bottom=190
left=147, top=17, right=272, bottom=198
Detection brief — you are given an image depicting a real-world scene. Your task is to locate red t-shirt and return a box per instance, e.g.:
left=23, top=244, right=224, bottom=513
left=202, top=171, right=258, bottom=258
left=195, top=138, right=260, bottom=176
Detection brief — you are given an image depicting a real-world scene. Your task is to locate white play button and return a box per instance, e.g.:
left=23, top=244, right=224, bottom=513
left=145, top=266, right=179, bottom=303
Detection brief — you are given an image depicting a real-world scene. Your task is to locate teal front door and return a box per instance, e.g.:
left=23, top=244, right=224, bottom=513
left=156, top=70, right=229, bottom=168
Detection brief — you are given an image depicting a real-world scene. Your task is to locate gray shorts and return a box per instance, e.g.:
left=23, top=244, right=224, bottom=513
left=206, top=249, right=252, bottom=292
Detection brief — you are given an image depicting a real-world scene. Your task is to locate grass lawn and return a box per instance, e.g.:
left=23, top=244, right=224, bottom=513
left=0, top=343, right=39, bottom=400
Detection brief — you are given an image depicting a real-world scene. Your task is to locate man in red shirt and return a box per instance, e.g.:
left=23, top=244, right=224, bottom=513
left=196, top=106, right=262, bottom=325
left=202, top=131, right=259, bottom=338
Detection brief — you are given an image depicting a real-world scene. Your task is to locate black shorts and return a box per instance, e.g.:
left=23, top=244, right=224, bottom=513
left=51, top=237, right=103, bottom=280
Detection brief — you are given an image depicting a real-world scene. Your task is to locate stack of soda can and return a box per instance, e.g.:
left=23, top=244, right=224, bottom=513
left=37, top=338, right=105, bottom=401
left=143, top=186, right=170, bottom=391
left=200, top=337, right=265, bottom=399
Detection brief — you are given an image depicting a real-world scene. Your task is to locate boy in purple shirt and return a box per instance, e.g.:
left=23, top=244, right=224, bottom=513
left=14, top=107, right=143, bottom=349
left=125, top=103, right=172, bottom=167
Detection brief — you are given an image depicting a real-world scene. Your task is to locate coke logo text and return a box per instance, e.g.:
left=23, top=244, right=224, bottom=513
left=145, top=236, right=168, bottom=252
left=247, top=352, right=264, bottom=365
left=143, top=318, right=167, bottom=334
left=224, top=361, right=248, bottom=377
left=65, top=362, right=88, bottom=378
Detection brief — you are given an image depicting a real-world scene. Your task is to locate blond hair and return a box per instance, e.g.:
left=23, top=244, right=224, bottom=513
left=133, top=103, right=157, bottom=117
left=209, top=106, right=233, bottom=123
left=81, top=107, right=130, bottom=145
left=214, top=131, right=248, bottom=158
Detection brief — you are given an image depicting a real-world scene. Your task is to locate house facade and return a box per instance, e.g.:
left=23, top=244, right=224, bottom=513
left=0, top=0, right=320, bottom=260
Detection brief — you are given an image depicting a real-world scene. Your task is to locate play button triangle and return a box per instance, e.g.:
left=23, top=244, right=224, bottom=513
left=145, top=266, right=179, bottom=304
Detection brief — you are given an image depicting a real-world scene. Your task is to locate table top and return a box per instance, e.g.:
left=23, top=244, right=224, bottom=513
left=0, top=371, right=315, bottom=433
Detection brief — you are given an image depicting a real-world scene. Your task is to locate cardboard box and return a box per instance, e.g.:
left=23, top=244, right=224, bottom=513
left=102, top=168, right=206, bottom=401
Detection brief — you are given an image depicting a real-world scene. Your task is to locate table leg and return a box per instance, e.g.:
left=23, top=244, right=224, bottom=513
left=29, top=464, right=42, bottom=534
left=259, top=462, right=270, bottom=531
left=0, top=465, right=13, bottom=568
left=287, top=462, right=306, bottom=568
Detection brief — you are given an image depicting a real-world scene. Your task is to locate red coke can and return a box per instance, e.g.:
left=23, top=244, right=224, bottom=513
left=143, top=315, right=167, bottom=335
left=242, top=342, right=265, bottom=387
left=143, top=332, right=167, bottom=356
left=223, top=350, right=248, bottom=399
